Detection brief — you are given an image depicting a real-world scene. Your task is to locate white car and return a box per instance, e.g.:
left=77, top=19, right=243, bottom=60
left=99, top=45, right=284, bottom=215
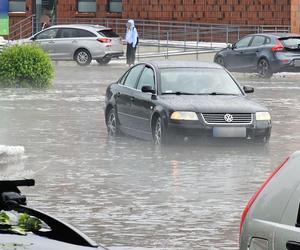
left=0, top=36, right=8, bottom=52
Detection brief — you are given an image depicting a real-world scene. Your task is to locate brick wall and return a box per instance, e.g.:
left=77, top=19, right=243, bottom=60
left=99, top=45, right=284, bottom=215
left=291, top=0, right=300, bottom=33
left=122, top=0, right=291, bottom=25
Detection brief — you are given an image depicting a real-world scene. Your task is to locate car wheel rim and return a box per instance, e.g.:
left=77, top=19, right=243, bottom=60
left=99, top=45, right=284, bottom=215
left=107, top=112, right=116, bottom=135
left=259, top=59, right=268, bottom=75
left=77, top=52, right=88, bottom=64
left=217, top=57, right=224, bottom=66
left=154, top=119, right=162, bottom=145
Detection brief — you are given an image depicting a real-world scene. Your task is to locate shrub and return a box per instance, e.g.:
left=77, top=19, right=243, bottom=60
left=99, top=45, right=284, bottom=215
left=0, top=44, right=54, bottom=88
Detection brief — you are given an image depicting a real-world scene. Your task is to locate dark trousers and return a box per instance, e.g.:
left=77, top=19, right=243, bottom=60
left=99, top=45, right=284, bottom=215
left=126, top=43, right=136, bottom=65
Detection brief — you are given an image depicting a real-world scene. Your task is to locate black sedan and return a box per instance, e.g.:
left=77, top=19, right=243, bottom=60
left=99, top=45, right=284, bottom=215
left=214, top=33, right=300, bottom=78
left=104, top=61, right=271, bottom=144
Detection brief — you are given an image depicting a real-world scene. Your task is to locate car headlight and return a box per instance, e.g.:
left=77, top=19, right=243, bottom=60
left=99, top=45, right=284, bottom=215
left=170, top=111, right=198, bottom=121
left=256, top=112, right=271, bottom=121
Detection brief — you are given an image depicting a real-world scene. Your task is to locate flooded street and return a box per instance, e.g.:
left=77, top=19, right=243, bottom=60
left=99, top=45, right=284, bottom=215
left=1, top=60, right=300, bottom=249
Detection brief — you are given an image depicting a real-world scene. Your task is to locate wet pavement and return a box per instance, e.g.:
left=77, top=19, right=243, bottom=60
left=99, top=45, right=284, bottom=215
left=1, top=58, right=300, bottom=249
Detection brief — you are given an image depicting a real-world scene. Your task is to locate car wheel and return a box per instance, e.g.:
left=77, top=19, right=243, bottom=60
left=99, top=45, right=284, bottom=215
left=96, top=58, right=111, bottom=65
left=75, top=49, right=92, bottom=66
left=153, top=116, right=167, bottom=145
left=106, top=108, right=119, bottom=136
left=257, top=58, right=273, bottom=78
left=215, top=56, right=225, bottom=67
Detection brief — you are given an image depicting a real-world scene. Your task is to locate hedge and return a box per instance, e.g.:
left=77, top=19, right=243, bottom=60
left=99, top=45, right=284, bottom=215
left=0, top=44, right=54, bottom=88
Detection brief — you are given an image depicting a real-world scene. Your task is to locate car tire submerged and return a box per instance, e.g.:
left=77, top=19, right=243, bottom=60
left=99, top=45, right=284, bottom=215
left=257, top=58, right=273, bottom=78
left=106, top=108, right=119, bottom=136
left=153, top=116, right=168, bottom=145
left=75, top=49, right=92, bottom=66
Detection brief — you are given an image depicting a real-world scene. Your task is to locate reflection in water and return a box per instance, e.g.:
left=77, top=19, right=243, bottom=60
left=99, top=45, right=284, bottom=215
left=0, top=67, right=300, bottom=249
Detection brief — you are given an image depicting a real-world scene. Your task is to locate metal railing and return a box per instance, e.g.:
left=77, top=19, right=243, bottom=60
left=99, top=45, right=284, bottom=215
left=7, top=17, right=291, bottom=58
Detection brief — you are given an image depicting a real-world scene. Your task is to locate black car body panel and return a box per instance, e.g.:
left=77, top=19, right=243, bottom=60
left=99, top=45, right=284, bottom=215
left=105, top=61, right=271, bottom=142
left=214, top=33, right=300, bottom=76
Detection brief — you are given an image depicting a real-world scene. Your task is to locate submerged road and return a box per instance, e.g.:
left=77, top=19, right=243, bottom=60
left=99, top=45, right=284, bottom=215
left=1, top=58, right=300, bottom=249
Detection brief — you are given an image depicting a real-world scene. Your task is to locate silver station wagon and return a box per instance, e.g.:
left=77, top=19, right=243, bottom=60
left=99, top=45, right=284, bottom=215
left=23, top=24, right=123, bottom=66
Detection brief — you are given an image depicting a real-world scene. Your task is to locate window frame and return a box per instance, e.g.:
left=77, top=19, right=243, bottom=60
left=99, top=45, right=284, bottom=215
left=136, top=66, right=156, bottom=91
left=77, top=0, right=96, bottom=13
left=107, top=0, right=122, bottom=13
left=9, top=0, right=26, bottom=13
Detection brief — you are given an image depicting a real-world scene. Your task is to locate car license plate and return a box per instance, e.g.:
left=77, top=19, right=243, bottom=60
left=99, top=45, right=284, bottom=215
left=213, top=127, right=246, bottom=138
left=294, top=60, right=300, bottom=67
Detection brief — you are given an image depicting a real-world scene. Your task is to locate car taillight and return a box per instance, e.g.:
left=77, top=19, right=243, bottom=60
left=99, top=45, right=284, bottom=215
left=239, top=157, right=289, bottom=235
left=272, top=39, right=284, bottom=51
left=97, top=38, right=111, bottom=43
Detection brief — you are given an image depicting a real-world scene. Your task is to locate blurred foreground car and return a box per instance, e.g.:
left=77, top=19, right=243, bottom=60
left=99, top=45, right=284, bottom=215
left=214, top=33, right=300, bottom=78
left=104, top=61, right=271, bottom=144
left=240, top=152, right=300, bottom=250
left=0, top=179, right=107, bottom=249
left=18, top=24, right=123, bottom=66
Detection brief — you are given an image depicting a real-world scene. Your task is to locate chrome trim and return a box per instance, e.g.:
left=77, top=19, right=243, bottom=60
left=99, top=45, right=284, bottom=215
left=201, top=113, right=253, bottom=125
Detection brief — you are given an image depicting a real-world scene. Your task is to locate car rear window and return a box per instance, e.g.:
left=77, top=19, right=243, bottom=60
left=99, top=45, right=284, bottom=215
left=279, top=37, right=300, bottom=49
left=98, top=29, right=119, bottom=38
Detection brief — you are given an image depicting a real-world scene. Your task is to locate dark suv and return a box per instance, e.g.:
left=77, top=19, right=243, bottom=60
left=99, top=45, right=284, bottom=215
left=214, top=33, right=300, bottom=78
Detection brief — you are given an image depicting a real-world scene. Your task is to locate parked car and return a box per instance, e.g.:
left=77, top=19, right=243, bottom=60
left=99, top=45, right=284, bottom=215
left=240, top=151, right=300, bottom=250
left=104, top=61, right=271, bottom=144
left=214, top=33, right=300, bottom=78
left=19, top=24, right=123, bottom=66
left=0, top=179, right=107, bottom=249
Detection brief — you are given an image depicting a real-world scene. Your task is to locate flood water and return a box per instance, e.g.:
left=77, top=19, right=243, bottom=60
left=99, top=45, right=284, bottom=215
left=1, top=62, right=300, bottom=249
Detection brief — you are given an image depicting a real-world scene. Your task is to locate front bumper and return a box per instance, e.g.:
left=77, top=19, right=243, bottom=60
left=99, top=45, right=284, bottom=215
left=166, top=119, right=271, bottom=141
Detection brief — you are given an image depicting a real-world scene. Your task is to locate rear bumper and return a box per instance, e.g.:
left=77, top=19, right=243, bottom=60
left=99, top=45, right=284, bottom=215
left=103, top=52, right=124, bottom=59
left=271, top=58, right=300, bottom=73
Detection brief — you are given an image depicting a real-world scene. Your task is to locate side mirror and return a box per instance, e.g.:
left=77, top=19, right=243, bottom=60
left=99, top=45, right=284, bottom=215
left=243, top=86, right=254, bottom=94
left=227, top=43, right=233, bottom=49
left=141, top=85, right=156, bottom=94
left=30, top=36, right=36, bottom=41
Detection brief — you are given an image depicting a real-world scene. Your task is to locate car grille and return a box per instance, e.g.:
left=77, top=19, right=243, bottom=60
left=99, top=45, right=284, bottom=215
left=201, top=113, right=252, bottom=124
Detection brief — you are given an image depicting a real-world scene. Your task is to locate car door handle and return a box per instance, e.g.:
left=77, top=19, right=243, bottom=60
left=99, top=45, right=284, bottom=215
left=130, top=97, right=135, bottom=102
left=286, top=241, right=300, bottom=250
left=239, top=51, right=244, bottom=54
left=72, top=40, right=78, bottom=43
left=48, top=41, right=55, bottom=44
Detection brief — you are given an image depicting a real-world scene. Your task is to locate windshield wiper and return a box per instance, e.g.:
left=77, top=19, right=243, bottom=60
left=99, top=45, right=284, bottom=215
left=207, top=92, right=238, bottom=95
left=162, top=91, right=196, bottom=95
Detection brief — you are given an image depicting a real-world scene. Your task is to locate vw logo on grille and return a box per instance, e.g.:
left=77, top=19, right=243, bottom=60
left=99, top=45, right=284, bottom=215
left=224, top=114, right=233, bottom=123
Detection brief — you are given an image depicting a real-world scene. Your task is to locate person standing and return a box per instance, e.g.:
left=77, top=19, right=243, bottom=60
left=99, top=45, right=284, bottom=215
left=125, top=19, right=138, bottom=66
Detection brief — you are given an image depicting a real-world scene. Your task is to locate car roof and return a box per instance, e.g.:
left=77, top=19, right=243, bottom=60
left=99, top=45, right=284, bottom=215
left=145, top=61, right=224, bottom=69
left=47, top=24, right=109, bottom=32
left=248, top=33, right=300, bottom=38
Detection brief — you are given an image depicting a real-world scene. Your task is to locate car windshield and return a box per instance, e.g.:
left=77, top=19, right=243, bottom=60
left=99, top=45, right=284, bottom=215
left=160, top=68, right=242, bottom=95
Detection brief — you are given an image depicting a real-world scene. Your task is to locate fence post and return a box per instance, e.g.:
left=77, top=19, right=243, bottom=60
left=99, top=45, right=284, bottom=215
left=226, top=25, right=229, bottom=44
left=184, top=24, right=187, bottom=51
left=196, top=27, right=199, bottom=60
left=166, top=32, right=169, bottom=59
left=210, top=25, right=213, bottom=49
left=158, top=23, right=160, bottom=53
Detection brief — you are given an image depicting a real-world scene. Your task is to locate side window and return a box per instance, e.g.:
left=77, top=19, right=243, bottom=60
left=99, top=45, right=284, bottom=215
left=137, top=67, right=155, bottom=90
left=250, top=36, right=266, bottom=47
left=35, top=29, right=58, bottom=40
left=235, top=36, right=252, bottom=49
left=123, top=65, right=144, bottom=89
left=77, top=29, right=97, bottom=37
left=57, top=28, right=78, bottom=38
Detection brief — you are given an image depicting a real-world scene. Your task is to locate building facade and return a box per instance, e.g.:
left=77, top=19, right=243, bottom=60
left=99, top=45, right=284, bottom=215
left=7, top=0, right=300, bottom=34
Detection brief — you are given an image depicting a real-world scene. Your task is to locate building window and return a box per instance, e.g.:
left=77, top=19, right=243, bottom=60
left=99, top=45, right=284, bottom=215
left=108, top=0, right=122, bottom=13
left=9, top=0, right=26, bottom=12
left=78, top=0, right=96, bottom=13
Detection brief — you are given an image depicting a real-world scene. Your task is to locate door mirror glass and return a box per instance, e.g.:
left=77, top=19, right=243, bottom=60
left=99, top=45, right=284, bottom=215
left=141, top=85, right=155, bottom=94
left=243, top=86, right=254, bottom=93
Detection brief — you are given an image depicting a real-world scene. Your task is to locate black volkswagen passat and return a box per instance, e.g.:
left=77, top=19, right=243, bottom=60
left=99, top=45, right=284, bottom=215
left=104, top=61, right=271, bottom=144
left=214, top=33, right=300, bottom=78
